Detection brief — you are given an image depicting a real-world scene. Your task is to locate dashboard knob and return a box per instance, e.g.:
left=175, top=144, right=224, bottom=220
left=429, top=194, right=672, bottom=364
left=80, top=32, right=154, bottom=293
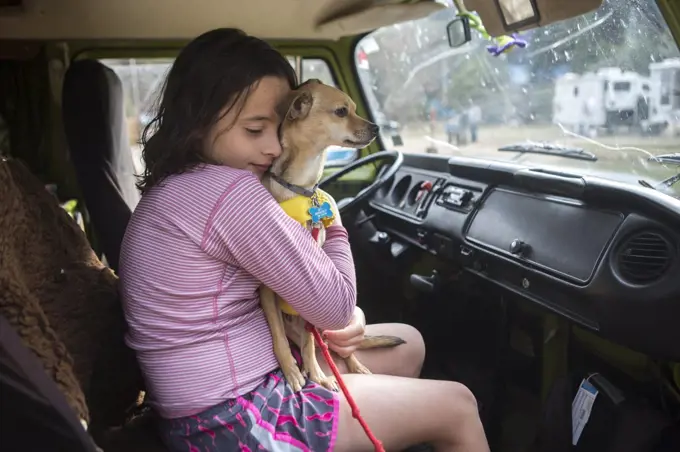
left=510, top=239, right=527, bottom=255
left=376, top=231, right=390, bottom=244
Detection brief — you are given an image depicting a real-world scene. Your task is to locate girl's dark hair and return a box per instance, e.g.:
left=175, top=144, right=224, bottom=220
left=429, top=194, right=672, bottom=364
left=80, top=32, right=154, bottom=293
left=137, top=28, right=297, bottom=193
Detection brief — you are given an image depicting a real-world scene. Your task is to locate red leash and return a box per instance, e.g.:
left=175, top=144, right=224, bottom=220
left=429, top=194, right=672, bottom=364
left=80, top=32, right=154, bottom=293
left=305, top=322, right=385, bottom=452
left=308, top=225, right=384, bottom=451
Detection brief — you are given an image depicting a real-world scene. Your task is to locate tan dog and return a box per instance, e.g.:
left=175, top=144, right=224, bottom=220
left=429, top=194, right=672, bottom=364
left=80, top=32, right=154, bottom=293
left=260, top=79, right=405, bottom=392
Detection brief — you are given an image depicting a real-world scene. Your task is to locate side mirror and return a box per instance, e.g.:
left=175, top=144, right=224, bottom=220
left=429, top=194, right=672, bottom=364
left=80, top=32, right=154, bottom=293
left=324, top=147, right=359, bottom=168
left=391, top=134, right=404, bottom=147
left=446, top=16, right=472, bottom=48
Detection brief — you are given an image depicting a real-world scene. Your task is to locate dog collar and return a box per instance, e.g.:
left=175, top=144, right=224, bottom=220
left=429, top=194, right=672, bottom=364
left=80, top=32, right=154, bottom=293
left=269, top=172, right=318, bottom=198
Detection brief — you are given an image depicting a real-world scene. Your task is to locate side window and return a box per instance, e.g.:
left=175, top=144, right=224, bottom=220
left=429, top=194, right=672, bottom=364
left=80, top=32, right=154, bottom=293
left=100, top=56, right=351, bottom=173
left=286, top=57, right=337, bottom=87
left=612, top=82, right=631, bottom=92
left=674, top=72, right=680, bottom=110
left=660, top=71, right=671, bottom=105
left=100, top=58, right=173, bottom=174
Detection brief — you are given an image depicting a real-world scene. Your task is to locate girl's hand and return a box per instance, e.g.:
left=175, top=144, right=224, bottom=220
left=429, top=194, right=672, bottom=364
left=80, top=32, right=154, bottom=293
left=322, top=307, right=366, bottom=358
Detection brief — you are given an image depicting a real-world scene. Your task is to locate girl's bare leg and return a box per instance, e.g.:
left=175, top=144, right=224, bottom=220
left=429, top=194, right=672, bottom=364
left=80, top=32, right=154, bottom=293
left=333, top=374, right=489, bottom=452
left=318, top=323, right=426, bottom=378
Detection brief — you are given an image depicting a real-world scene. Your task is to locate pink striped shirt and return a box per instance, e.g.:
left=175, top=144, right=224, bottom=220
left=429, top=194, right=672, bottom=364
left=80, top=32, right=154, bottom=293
left=118, top=164, right=356, bottom=419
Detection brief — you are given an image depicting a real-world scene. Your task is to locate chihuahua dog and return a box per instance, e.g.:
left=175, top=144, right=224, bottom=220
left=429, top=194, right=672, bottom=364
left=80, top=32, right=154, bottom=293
left=260, top=79, right=405, bottom=392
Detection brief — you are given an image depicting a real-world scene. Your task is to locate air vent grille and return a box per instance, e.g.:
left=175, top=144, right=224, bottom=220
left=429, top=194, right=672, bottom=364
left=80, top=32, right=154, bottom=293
left=616, top=231, right=674, bottom=285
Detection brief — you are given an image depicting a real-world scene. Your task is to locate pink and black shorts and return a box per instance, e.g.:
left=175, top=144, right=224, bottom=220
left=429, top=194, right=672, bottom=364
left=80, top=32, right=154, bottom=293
left=159, top=352, right=340, bottom=452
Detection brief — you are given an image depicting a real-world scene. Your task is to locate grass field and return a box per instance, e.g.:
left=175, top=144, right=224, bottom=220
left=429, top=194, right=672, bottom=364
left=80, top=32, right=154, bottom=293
left=398, top=123, right=680, bottom=157
left=391, top=123, right=679, bottom=190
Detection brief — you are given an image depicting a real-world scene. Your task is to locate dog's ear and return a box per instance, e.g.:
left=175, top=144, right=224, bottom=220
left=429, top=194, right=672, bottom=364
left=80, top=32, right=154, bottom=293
left=299, top=78, right=323, bottom=87
left=286, top=91, right=313, bottom=121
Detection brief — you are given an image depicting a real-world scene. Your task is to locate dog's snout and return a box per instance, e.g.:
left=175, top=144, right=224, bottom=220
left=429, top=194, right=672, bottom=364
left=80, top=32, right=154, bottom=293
left=369, top=123, right=380, bottom=135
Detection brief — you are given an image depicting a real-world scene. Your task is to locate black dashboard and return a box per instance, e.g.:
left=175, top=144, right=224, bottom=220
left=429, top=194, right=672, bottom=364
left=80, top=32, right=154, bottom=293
left=366, top=153, right=680, bottom=360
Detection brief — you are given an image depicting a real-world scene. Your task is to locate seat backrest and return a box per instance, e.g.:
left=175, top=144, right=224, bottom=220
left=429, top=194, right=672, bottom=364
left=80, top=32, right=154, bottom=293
left=62, top=59, right=140, bottom=272
left=0, top=158, right=142, bottom=433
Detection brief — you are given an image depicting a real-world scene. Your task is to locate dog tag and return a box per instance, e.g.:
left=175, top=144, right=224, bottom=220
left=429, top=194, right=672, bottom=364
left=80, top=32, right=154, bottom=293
left=309, top=201, right=333, bottom=224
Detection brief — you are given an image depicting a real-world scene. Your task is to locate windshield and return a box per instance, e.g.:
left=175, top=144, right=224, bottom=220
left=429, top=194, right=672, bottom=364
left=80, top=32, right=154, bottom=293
left=355, top=0, right=680, bottom=197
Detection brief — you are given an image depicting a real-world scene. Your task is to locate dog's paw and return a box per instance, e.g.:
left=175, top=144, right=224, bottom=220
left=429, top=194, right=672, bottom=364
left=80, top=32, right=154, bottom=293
left=307, top=367, right=338, bottom=392
left=319, top=375, right=339, bottom=392
left=282, top=362, right=306, bottom=392
left=347, top=360, right=372, bottom=375
left=344, top=355, right=372, bottom=375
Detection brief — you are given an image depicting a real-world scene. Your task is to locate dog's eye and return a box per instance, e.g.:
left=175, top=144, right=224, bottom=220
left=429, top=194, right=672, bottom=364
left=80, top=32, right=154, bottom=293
left=334, top=107, right=348, bottom=118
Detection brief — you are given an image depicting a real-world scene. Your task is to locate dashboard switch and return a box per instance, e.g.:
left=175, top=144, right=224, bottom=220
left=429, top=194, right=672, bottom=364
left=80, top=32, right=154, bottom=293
left=459, top=245, right=475, bottom=265
left=415, top=180, right=433, bottom=203
left=438, top=185, right=474, bottom=209
left=410, top=270, right=439, bottom=293
left=390, top=241, right=408, bottom=258
left=510, top=239, right=529, bottom=256
left=369, top=231, right=390, bottom=245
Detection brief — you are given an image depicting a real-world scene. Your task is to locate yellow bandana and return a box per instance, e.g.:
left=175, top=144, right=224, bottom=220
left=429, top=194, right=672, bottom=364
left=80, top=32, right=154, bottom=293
left=276, top=188, right=336, bottom=316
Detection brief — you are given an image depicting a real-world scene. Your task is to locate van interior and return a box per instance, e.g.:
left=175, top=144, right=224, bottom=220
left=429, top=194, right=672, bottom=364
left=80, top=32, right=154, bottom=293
left=1, top=0, right=680, bottom=451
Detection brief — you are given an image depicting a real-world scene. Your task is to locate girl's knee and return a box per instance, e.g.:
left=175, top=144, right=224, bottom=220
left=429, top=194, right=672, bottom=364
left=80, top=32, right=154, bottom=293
left=380, top=323, right=425, bottom=378
left=363, top=323, right=425, bottom=378
left=434, top=382, right=489, bottom=451
left=453, top=381, right=478, bottom=407
left=444, top=381, right=480, bottom=418
left=400, top=324, right=426, bottom=377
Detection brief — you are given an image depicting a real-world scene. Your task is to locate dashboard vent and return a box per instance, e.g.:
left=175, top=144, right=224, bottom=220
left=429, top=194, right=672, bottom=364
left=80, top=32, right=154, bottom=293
left=615, top=231, right=674, bottom=285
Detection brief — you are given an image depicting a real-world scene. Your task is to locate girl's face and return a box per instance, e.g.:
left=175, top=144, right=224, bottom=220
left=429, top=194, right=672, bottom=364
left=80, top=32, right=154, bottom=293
left=204, top=76, right=291, bottom=178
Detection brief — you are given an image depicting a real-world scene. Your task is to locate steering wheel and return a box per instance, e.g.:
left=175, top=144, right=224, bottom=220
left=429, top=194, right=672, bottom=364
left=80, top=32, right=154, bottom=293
left=318, top=150, right=404, bottom=214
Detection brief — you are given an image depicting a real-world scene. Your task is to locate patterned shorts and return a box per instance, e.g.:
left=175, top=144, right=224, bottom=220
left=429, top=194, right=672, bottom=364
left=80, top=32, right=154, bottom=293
left=158, top=349, right=340, bottom=452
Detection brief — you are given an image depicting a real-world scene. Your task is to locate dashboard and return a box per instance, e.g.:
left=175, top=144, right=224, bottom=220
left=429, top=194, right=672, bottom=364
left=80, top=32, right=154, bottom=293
left=366, top=153, right=680, bottom=360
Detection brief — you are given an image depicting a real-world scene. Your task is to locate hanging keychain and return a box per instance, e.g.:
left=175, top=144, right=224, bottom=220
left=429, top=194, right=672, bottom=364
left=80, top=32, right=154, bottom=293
left=452, top=0, right=529, bottom=56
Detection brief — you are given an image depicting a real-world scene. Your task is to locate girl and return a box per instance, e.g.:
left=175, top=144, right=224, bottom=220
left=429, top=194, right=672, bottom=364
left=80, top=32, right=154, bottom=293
left=119, top=28, right=489, bottom=452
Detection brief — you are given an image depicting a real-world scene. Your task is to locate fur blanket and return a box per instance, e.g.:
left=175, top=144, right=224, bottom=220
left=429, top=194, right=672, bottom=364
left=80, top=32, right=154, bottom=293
left=0, top=158, right=142, bottom=432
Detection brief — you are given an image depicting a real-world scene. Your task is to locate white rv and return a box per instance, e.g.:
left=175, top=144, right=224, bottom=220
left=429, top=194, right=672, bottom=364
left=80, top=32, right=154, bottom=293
left=553, top=67, right=651, bottom=134
left=647, top=58, right=680, bottom=135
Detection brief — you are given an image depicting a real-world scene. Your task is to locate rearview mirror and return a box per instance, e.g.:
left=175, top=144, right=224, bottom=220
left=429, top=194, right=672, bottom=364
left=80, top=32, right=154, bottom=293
left=495, top=0, right=540, bottom=30
left=465, top=0, right=602, bottom=36
left=446, top=16, right=472, bottom=48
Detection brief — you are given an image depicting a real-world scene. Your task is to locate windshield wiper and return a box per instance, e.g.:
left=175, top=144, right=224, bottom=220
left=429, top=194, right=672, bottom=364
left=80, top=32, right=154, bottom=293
left=648, top=153, right=680, bottom=165
left=639, top=174, right=680, bottom=191
left=498, top=141, right=598, bottom=162
left=641, top=153, right=680, bottom=190
left=658, top=173, right=680, bottom=189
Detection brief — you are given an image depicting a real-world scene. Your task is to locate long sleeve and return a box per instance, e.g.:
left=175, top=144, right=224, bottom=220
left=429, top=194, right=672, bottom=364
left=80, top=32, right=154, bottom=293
left=201, top=173, right=356, bottom=331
